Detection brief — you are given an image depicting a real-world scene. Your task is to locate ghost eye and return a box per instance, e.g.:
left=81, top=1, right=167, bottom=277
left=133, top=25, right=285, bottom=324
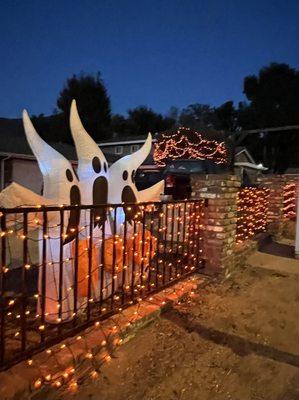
left=122, top=170, right=128, bottom=181
left=92, top=156, right=101, bottom=173
left=104, top=162, right=107, bottom=173
left=66, top=169, right=73, bottom=182
left=131, top=170, right=136, bottom=183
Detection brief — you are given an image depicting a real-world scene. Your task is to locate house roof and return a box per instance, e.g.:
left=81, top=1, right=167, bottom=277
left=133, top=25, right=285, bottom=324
left=98, top=134, right=157, bottom=146
left=0, top=118, right=154, bottom=165
left=235, top=146, right=256, bottom=164
left=0, top=117, right=78, bottom=161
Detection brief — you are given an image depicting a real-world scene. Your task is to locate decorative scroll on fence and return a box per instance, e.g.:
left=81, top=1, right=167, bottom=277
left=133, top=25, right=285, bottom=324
left=0, top=199, right=204, bottom=370
left=236, top=187, right=269, bottom=243
left=283, top=182, right=296, bottom=220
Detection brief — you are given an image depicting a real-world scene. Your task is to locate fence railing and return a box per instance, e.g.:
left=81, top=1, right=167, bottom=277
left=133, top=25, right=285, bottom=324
left=236, top=187, right=269, bottom=243
left=0, top=199, right=204, bottom=370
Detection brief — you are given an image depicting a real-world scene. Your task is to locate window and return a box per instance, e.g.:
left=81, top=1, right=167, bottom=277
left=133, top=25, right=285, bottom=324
left=131, top=144, right=139, bottom=153
left=115, top=146, right=123, bottom=155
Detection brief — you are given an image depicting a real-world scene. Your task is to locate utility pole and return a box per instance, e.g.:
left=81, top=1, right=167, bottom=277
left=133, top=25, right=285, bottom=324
left=295, top=181, right=299, bottom=259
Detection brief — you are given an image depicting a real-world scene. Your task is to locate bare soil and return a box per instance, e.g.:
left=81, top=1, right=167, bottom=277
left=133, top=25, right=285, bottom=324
left=56, top=253, right=299, bottom=400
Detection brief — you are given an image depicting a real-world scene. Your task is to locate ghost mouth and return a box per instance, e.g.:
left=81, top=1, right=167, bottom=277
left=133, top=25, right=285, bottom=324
left=121, top=185, right=141, bottom=223
left=93, top=176, right=108, bottom=227
left=64, top=185, right=81, bottom=245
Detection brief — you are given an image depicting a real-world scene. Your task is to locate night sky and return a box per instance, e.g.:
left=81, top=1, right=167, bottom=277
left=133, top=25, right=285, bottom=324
left=1, top=0, right=299, bottom=118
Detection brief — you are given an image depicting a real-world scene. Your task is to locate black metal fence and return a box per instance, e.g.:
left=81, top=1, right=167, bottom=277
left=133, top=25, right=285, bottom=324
left=0, top=199, right=204, bottom=370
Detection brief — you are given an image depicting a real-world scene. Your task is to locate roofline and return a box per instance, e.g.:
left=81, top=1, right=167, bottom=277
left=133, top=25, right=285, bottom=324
left=234, top=161, right=268, bottom=171
left=0, top=151, right=77, bottom=164
left=0, top=151, right=35, bottom=160
left=235, top=148, right=255, bottom=164
left=98, top=138, right=157, bottom=146
left=139, top=164, right=160, bottom=170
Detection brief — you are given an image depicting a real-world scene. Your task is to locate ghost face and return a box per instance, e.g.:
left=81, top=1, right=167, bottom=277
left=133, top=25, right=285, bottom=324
left=119, top=167, right=139, bottom=222
left=70, top=100, right=108, bottom=226
left=108, top=134, right=152, bottom=223
left=108, top=133, right=152, bottom=205
left=64, top=167, right=81, bottom=244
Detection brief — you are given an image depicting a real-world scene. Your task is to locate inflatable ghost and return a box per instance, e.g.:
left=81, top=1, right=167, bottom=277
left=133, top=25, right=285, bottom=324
left=70, top=100, right=113, bottom=300
left=69, top=102, right=157, bottom=295
left=23, top=111, right=82, bottom=322
left=108, top=133, right=161, bottom=286
left=70, top=100, right=108, bottom=216
left=138, top=180, right=165, bottom=202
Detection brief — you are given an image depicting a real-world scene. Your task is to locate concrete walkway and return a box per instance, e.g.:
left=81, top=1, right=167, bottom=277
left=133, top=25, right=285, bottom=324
left=247, top=245, right=299, bottom=275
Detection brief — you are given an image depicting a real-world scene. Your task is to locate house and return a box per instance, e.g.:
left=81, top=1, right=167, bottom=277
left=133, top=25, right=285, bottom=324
left=98, top=135, right=158, bottom=168
left=234, top=146, right=267, bottom=184
left=0, top=117, right=80, bottom=193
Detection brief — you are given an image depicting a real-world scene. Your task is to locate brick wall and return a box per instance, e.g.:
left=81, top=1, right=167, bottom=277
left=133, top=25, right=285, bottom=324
left=258, top=174, right=298, bottom=238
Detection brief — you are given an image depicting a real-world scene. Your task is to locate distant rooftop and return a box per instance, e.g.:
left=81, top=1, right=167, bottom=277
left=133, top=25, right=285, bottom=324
left=0, top=118, right=78, bottom=161
left=0, top=118, right=133, bottom=164
left=98, top=134, right=157, bottom=146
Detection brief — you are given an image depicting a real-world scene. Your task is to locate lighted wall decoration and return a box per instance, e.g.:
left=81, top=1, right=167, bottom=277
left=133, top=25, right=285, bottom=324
left=0, top=103, right=164, bottom=322
left=283, top=182, right=296, bottom=220
left=153, top=126, right=227, bottom=166
left=236, top=187, right=269, bottom=243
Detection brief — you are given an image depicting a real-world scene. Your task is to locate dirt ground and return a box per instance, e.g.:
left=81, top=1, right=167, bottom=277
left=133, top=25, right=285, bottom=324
left=55, top=250, right=299, bottom=400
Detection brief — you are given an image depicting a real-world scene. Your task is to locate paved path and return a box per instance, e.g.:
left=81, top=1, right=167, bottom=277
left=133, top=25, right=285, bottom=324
left=248, top=241, right=299, bottom=275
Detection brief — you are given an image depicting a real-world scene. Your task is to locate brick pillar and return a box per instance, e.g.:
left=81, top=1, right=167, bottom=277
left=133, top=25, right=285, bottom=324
left=191, top=174, right=241, bottom=275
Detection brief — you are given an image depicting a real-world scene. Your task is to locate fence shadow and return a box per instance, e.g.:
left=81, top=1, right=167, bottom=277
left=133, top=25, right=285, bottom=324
left=259, top=238, right=295, bottom=260
left=164, top=309, right=299, bottom=368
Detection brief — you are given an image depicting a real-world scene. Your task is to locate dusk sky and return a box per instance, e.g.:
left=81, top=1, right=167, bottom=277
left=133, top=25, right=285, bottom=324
left=1, top=0, right=299, bottom=118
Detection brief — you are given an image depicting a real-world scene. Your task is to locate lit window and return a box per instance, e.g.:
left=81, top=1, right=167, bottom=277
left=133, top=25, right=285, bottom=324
left=131, top=144, right=139, bottom=153
left=115, top=146, right=123, bottom=155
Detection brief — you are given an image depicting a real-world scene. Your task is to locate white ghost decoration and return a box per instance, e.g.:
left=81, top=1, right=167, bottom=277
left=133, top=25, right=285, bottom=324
left=70, top=100, right=113, bottom=299
left=108, top=134, right=157, bottom=286
left=108, top=133, right=152, bottom=205
left=138, top=180, right=165, bottom=203
left=0, top=182, right=53, bottom=209
left=70, top=100, right=109, bottom=207
left=23, top=111, right=81, bottom=322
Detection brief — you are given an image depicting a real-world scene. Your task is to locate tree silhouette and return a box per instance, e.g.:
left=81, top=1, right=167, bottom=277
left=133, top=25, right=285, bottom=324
left=126, top=106, right=175, bottom=135
left=57, top=72, right=111, bottom=141
left=243, top=63, right=299, bottom=127
left=241, top=63, right=299, bottom=172
left=179, top=104, right=217, bottom=130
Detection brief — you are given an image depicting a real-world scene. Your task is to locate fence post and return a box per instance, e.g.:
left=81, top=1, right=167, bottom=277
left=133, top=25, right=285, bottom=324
left=295, top=180, right=299, bottom=259
left=190, top=174, right=241, bottom=275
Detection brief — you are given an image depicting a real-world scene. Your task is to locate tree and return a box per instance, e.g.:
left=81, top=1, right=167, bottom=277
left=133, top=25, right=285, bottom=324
left=31, top=113, right=68, bottom=143
left=243, top=63, right=299, bottom=127
left=57, top=72, right=111, bottom=141
left=179, top=104, right=217, bottom=130
left=166, top=106, right=179, bottom=124
left=111, top=114, right=132, bottom=136
left=241, top=63, right=299, bottom=172
left=126, top=106, right=175, bottom=135
left=215, top=101, right=236, bottom=131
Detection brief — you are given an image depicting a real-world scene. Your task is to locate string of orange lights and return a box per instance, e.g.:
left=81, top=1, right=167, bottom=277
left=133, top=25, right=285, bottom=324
left=236, top=187, right=270, bottom=243
left=0, top=201, right=203, bottom=394
left=283, top=182, right=296, bottom=220
left=153, top=127, right=227, bottom=166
